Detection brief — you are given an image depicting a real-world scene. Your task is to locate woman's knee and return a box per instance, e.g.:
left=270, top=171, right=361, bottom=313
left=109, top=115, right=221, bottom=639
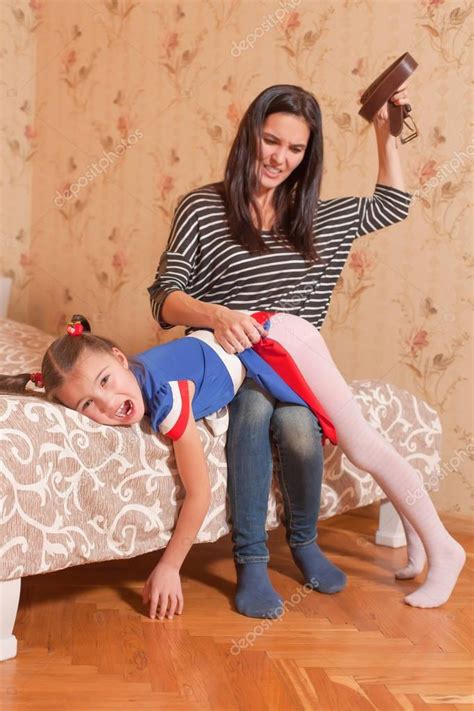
left=271, top=405, right=323, bottom=456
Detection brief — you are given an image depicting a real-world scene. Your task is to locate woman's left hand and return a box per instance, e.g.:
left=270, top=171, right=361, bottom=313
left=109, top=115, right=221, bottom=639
left=374, top=81, right=411, bottom=125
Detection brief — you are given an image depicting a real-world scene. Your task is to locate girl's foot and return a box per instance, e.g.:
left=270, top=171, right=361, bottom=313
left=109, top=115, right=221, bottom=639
left=235, top=562, right=283, bottom=618
left=404, top=538, right=466, bottom=608
left=290, top=542, right=347, bottom=593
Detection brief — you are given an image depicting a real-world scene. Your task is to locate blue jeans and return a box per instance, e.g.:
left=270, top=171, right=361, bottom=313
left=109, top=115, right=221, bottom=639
left=226, top=378, right=324, bottom=563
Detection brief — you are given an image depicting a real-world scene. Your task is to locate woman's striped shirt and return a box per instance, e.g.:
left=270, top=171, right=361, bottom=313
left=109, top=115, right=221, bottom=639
left=148, top=183, right=412, bottom=331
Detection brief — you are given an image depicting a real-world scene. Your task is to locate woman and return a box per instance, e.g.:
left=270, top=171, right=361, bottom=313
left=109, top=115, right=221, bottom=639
left=148, top=84, right=417, bottom=619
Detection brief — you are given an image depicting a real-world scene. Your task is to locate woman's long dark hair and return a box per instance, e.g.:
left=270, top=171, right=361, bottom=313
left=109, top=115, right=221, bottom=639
left=221, top=84, right=324, bottom=263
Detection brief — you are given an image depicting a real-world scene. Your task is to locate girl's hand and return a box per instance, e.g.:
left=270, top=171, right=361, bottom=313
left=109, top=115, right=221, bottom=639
left=212, top=307, right=267, bottom=354
left=374, top=81, right=411, bottom=127
left=142, top=561, right=184, bottom=620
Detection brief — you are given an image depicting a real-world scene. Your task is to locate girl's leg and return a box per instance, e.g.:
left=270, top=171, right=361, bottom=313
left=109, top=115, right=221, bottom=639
left=267, top=314, right=465, bottom=608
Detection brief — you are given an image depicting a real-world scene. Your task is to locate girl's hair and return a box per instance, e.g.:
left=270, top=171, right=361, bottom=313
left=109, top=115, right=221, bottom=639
left=0, top=315, right=120, bottom=401
left=216, top=84, right=324, bottom=263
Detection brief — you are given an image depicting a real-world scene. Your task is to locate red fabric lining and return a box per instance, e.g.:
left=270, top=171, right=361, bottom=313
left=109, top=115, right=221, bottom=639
left=251, top=312, right=338, bottom=445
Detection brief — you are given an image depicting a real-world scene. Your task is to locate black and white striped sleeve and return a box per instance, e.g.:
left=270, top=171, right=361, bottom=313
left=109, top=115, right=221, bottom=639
left=148, top=194, right=200, bottom=329
left=356, top=183, right=412, bottom=238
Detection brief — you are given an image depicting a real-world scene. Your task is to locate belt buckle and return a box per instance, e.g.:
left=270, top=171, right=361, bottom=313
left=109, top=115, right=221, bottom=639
left=400, top=114, right=418, bottom=144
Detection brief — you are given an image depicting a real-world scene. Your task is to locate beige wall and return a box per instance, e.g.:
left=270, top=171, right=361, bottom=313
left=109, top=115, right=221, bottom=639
left=1, top=0, right=38, bottom=323
left=1, top=0, right=472, bottom=514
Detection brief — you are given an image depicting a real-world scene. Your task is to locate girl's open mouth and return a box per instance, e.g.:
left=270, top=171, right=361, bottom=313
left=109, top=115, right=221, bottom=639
left=115, top=399, right=134, bottom=419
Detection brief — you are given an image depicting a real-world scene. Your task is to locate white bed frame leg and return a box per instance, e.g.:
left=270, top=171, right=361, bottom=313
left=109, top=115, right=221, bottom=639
left=376, top=500, right=407, bottom=548
left=0, top=578, right=21, bottom=661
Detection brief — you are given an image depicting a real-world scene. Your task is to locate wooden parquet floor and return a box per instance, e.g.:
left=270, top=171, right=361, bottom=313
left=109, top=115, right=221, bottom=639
left=2, top=505, right=473, bottom=710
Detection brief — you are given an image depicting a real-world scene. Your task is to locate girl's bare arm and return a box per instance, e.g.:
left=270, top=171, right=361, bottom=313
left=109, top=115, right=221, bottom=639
left=142, top=381, right=211, bottom=620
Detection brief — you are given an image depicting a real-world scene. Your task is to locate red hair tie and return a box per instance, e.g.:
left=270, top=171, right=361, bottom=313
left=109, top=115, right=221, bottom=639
left=30, top=372, right=44, bottom=388
left=66, top=321, right=84, bottom=336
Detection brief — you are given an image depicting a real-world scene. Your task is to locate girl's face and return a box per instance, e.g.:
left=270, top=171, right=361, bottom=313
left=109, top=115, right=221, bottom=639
left=55, top=347, right=145, bottom=426
left=256, top=112, right=310, bottom=193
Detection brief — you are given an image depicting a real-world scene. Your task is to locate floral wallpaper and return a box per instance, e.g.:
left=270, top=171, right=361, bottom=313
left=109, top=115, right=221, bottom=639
left=0, top=0, right=472, bottom=514
left=0, top=0, right=40, bottom=323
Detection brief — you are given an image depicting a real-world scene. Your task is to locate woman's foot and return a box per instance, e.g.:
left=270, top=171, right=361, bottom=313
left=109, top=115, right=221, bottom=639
left=290, top=542, right=347, bottom=593
left=395, top=524, right=427, bottom=579
left=404, top=538, right=466, bottom=608
left=235, top=562, right=283, bottom=618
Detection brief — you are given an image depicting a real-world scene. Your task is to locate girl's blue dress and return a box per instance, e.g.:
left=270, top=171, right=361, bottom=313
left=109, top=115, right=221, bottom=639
left=131, top=331, right=311, bottom=441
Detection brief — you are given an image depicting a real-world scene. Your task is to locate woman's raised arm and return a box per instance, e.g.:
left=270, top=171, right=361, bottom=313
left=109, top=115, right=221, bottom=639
left=372, top=81, right=411, bottom=191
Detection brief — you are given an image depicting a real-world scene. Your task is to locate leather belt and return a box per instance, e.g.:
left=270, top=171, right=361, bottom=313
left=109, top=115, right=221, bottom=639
left=359, top=52, right=418, bottom=144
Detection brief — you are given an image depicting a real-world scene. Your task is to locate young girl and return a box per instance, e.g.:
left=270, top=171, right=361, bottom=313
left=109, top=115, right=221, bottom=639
left=2, top=313, right=465, bottom=619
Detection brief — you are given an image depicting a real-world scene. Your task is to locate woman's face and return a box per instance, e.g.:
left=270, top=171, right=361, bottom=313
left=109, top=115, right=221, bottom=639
left=55, top=347, right=145, bottom=426
left=256, top=112, right=311, bottom=193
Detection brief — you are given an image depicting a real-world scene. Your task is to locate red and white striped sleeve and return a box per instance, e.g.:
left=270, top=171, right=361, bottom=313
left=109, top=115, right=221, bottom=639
left=152, top=380, right=192, bottom=441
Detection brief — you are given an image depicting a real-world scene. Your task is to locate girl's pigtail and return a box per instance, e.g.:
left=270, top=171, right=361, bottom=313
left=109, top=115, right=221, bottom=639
left=67, top=314, right=92, bottom=336
left=0, top=372, right=42, bottom=394
left=74, top=314, right=91, bottom=333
